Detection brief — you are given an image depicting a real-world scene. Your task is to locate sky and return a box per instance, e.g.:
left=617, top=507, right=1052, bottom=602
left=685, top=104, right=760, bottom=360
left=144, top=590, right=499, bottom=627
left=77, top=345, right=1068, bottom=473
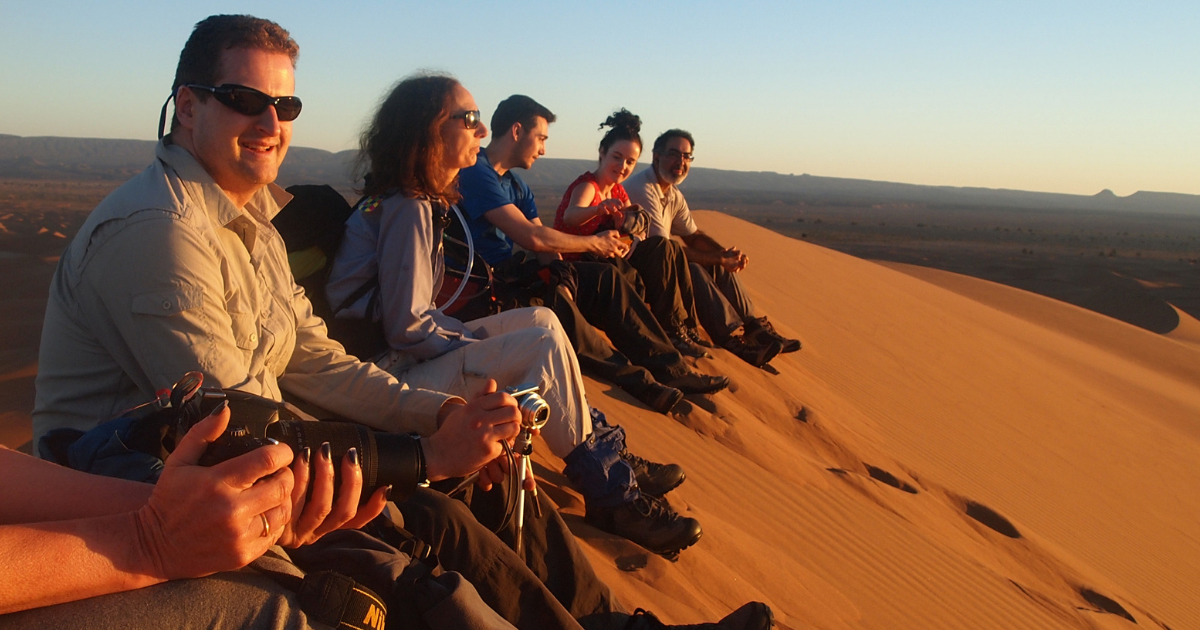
left=1, top=1, right=1197, bottom=196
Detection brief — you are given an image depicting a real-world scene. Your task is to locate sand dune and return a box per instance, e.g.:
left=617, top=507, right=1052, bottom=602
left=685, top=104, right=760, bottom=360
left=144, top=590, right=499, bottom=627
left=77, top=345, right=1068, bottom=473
left=536, top=212, right=1200, bottom=629
left=3, top=210, right=1198, bottom=628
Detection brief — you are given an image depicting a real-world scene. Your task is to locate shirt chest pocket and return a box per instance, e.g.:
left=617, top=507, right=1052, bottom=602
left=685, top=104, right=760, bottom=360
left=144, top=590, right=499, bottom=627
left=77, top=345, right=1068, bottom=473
left=229, top=312, right=261, bottom=351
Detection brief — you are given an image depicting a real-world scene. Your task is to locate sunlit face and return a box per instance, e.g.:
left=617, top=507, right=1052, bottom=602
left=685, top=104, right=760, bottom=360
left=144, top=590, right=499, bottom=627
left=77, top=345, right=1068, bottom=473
left=439, top=84, right=488, bottom=178
left=653, top=136, right=693, bottom=186
left=597, top=139, right=641, bottom=186
left=513, top=116, right=549, bottom=170
left=178, top=47, right=294, bottom=207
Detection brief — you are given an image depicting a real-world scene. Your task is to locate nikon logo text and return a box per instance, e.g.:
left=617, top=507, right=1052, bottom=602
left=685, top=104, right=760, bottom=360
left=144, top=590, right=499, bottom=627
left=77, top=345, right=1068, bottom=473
left=363, top=604, right=385, bottom=630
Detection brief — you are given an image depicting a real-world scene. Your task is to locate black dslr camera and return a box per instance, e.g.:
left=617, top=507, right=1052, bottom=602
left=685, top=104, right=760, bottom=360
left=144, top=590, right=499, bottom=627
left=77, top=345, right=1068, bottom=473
left=161, top=372, right=424, bottom=501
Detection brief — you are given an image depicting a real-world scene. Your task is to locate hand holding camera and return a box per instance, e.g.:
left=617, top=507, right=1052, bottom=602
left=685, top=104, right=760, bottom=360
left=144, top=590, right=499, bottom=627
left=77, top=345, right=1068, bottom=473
left=171, top=400, right=389, bottom=552
left=137, top=400, right=296, bottom=580
left=425, top=379, right=523, bottom=489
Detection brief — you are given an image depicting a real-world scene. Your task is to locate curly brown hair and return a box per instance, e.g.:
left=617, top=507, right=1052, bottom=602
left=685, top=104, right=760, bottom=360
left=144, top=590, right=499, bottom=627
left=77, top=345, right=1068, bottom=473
left=598, top=108, right=642, bottom=154
left=357, top=73, right=461, bottom=205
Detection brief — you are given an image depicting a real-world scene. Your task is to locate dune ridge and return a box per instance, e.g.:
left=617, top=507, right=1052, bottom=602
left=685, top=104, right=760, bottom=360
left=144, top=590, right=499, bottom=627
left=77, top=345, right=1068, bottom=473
left=531, top=212, right=1199, bottom=629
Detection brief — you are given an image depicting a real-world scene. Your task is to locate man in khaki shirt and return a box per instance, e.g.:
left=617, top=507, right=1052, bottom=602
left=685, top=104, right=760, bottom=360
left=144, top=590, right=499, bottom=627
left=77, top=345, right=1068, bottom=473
left=32, top=17, right=513, bottom=484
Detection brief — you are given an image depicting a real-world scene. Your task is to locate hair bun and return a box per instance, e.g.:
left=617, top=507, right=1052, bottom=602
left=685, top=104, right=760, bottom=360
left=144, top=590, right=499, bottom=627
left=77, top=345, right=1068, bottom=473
left=600, top=108, right=641, bottom=134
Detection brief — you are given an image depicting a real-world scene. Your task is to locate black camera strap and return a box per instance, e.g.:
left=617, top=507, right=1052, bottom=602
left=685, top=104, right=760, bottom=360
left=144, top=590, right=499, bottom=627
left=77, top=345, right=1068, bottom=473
left=253, top=566, right=388, bottom=630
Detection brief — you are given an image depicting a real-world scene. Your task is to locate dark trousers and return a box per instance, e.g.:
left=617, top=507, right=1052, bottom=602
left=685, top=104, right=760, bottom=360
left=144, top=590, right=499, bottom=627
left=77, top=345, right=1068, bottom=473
left=544, top=261, right=692, bottom=391
left=620, top=236, right=698, bottom=334
left=689, top=263, right=763, bottom=344
left=398, top=487, right=631, bottom=630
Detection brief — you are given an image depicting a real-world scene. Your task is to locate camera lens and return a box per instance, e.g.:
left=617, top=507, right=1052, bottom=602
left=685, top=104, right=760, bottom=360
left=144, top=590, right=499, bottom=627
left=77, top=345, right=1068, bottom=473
left=514, top=393, right=549, bottom=430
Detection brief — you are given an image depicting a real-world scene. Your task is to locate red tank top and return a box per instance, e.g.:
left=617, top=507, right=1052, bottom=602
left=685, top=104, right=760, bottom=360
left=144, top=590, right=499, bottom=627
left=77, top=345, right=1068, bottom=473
left=553, top=172, right=630, bottom=237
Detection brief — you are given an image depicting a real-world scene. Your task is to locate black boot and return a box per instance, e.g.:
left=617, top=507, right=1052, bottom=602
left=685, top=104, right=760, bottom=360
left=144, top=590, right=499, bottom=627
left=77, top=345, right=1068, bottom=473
left=622, top=602, right=775, bottom=630
left=663, top=370, right=729, bottom=395
left=586, top=494, right=702, bottom=556
left=722, top=334, right=783, bottom=368
left=620, top=446, right=686, bottom=496
left=668, top=328, right=711, bottom=358
left=747, top=318, right=801, bottom=353
left=635, top=382, right=685, bottom=414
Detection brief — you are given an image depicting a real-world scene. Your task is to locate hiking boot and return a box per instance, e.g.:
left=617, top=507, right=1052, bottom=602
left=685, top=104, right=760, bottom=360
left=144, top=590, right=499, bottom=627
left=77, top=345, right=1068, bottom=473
left=684, top=327, right=714, bottom=348
left=587, top=494, right=702, bottom=556
left=748, top=318, right=801, bottom=353
left=621, top=446, right=686, bottom=497
left=622, top=602, right=775, bottom=630
left=663, top=370, right=730, bottom=395
left=722, top=335, right=783, bottom=368
left=637, top=382, right=684, bottom=414
left=669, top=329, right=711, bottom=359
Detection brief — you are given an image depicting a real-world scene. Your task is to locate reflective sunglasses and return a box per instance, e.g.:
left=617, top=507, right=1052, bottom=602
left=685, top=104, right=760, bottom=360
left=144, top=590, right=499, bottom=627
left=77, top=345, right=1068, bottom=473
left=450, top=110, right=481, bottom=129
left=186, top=83, right=303, bottom=121
left=665, top=148, right=694, bottom=163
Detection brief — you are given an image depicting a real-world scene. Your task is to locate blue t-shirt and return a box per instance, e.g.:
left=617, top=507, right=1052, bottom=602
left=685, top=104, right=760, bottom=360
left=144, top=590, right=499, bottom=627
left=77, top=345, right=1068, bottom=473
left=457, top=150, right=538, bottom=265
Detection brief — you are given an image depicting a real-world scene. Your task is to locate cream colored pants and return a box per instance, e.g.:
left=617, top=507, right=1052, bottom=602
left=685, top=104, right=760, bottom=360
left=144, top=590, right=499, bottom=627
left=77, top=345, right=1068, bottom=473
left=386, top=307, right=591, bottom=458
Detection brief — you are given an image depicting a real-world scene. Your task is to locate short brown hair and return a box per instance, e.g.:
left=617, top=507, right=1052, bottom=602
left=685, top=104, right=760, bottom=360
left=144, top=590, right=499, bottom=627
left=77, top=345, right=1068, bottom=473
left=491, top=95, right=555, bottom=138
left=357, top=73, right=462, bottom=205
left=169, top=15, right=299, bottom=133
left=653, top=129, right=695, bottom=154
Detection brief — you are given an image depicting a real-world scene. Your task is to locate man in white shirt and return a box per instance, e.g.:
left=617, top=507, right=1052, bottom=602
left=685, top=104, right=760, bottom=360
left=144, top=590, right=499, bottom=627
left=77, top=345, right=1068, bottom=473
left=625, top=130, right=801, bottom=363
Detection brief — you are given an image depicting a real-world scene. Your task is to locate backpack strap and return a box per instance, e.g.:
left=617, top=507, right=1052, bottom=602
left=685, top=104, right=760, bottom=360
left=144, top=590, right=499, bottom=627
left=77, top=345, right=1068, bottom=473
left=330, top=195, right=386, bottom=317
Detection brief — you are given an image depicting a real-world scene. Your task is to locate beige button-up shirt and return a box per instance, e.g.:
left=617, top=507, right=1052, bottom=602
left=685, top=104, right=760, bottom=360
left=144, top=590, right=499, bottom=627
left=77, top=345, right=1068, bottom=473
left=33, top=140, right=453, bottom=444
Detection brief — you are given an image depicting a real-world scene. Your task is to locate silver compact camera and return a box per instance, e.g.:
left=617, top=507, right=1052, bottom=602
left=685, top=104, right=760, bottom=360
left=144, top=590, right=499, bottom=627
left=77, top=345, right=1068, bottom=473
left=504, top=383, right=550, bottom=430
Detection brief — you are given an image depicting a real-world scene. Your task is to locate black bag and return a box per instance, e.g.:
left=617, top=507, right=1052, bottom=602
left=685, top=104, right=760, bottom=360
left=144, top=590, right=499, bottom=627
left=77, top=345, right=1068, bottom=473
left=277, top=185, right=387, bottom=360
left=489, top=253, right=579, bottom=310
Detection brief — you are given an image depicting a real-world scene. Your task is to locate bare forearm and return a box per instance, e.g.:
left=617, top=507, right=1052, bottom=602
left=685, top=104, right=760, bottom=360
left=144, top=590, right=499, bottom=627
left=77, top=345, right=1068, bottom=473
left=0, top=448, right=153, bottom=524
left=559, top=204, right=605, bottom=228
left=681, top=231, right=730, bottom=265
left=683, top=230, right=725, bottom=253
left=0, top=513, right=161, bottom=614
left=681, top=244, right=726, bottom=266
left=525, top=225, right=599, bottom=255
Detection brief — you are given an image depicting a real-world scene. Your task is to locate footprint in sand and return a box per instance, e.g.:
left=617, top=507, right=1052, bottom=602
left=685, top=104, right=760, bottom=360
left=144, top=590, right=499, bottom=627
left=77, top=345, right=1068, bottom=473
left=824, top=464, right=920, bottom=495
left=864, top=464, right=919, bottom=494
left=1078, top=587, right=1137, bottom=624
left=962, top=499, right=1021, bottom=539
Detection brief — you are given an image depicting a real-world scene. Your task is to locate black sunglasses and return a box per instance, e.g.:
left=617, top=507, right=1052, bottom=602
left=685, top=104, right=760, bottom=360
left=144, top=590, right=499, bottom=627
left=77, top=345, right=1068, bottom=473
left=186, top=83, right=303, bottom=121
left=158, top=83, right=303, bottom=139
left=450, top=110, right=481, bottom=129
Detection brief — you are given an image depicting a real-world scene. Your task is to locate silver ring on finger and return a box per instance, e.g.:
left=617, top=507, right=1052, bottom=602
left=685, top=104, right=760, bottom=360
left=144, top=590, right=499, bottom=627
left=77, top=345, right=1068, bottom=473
left=259, top=513, right=271, bottom=538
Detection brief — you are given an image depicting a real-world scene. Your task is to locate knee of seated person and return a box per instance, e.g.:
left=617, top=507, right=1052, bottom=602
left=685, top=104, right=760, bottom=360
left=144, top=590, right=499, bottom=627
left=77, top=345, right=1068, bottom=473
left=529, top=306, right=571, bottom=340
left=528, top=305, right=562, bottom=331
left=511, top=326, right=562, bottom=358
left=403, top=488, right=480, bottom=531
left=640, top=235, right=668, bottom=251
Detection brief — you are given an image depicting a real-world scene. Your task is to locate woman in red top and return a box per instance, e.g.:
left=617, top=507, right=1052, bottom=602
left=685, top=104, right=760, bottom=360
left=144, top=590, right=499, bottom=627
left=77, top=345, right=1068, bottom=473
left=553, top=110, right=711, bottom=358
left=553, top=110, right=639, bottom=238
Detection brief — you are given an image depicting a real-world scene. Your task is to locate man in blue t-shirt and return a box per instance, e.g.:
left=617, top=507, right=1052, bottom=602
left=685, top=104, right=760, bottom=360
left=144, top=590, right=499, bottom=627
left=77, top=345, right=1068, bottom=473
left=455, top=143, right=540, bottom=266
left=457, top=96, right=729, bottom=414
